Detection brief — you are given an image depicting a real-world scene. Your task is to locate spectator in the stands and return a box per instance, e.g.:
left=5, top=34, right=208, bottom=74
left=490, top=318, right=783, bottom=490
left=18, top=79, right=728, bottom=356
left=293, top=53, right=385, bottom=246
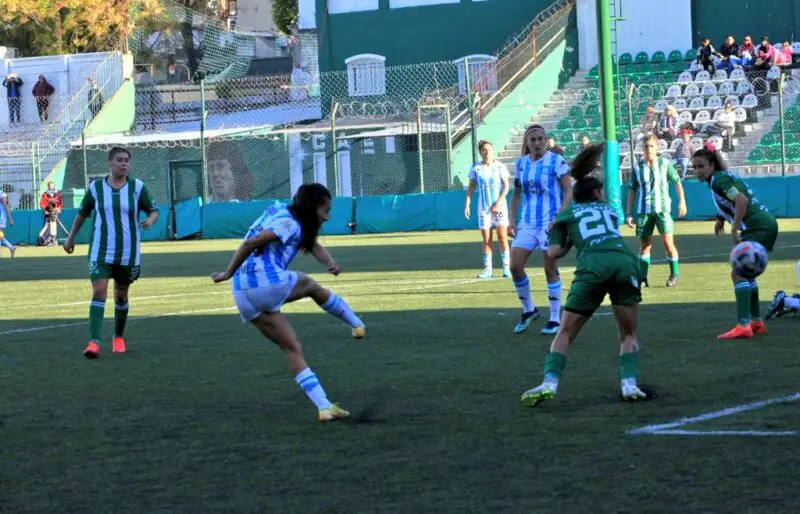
left=773, top=41, right=793, bottom=67
left=32, top=74, right=55, bottom=122
left=738, top=35, right=756, bottom=67
left=546, top=136, right=565, bottom=156
left=637, top=106, right=658, bottom=142
left=579, top=134, right=591, bottom=151
left=755, top=35, right=775, bottom=69
left=719, top=35, right=741, bottom=71
left=697, top=38, right=719, bottom=74
left=674, top=130, right=695, bottom=180
left=88, top=78, right=103, bottom=119
left=3, top=73, right=23, bottom=125
left=657, top=105, right=678, bottom=142
left=703, top=101, right=736, bottom=150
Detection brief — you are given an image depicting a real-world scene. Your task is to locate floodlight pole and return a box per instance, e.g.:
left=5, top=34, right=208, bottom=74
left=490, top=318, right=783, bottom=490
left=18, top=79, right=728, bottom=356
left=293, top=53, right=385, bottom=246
left=597, top=0, right=622, bottom=219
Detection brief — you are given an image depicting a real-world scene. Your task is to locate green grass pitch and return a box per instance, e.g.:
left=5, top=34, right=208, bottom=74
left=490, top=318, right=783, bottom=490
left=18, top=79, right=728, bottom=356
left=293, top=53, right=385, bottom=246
left=2, top=221, right=799, bottom=512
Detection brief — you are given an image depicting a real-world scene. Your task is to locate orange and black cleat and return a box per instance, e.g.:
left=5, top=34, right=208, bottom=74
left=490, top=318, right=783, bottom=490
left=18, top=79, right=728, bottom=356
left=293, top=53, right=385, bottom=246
left=84, top=341, right=100, bottom=359
left=112, top=336, right=126, bottom=354
left=750, top=320, right=767, bottom=335
left=717, top=324, right=754, bottom=340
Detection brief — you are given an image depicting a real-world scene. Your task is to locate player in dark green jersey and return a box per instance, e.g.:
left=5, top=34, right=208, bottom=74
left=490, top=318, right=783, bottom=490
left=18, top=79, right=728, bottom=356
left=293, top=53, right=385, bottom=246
left=692, top=147, right=779, bottom=340
left=521, top=144, right=648, bottom=407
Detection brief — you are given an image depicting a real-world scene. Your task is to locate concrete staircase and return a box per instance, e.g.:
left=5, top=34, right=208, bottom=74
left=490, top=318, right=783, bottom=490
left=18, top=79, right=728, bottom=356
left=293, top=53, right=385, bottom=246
left=0, top=124, right=45, bottom=208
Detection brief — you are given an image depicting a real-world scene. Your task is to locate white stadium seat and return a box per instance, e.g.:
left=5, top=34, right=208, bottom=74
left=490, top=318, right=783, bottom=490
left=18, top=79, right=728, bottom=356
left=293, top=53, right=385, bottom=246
left=666, top=84, right=682, bottom=98
left=677, top=71, right=693, bottom=84
left=742, top=94, right=758, bottom=108
left=707, top=95, right=723, bottom=109
left=702, top=82, right=718, bottom=96
left=689, top=97, right=705, bottom=109
left=695, top=70, right=711, bottom=82
left=718, top=81, right=735, bottom=95
left=713, top=70, right=728, bottom=82
left=684, top=83, right=700, bottom=97
left=679, top=110, right=694, bottom=124
left=694, top=110, right=711, bottom=124
left=712, top=109, right=724, bottom=121
left=730, top=68, right=746, bottom=80
left=737, top=81, right=753, bottom=95
left=725, top=95, right=741, bottom=106
left=674, top=97, right=688, bottom=110
left=767, top=65, right=781, bottom=80
left=734, top=107, right=747, bottom=122
left=654, top=98, right=669, bottom=111
left=691, top=136, right=705, bottom=148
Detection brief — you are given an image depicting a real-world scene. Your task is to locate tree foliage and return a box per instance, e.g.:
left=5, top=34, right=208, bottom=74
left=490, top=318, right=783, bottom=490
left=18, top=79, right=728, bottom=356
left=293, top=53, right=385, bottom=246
left=271, top=0, right=298, bottom=35
left=0, top=0, right=162, bottom=56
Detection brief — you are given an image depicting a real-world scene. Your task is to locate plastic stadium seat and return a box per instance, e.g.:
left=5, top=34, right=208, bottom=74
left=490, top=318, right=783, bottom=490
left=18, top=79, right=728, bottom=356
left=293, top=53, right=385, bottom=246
left=650, top=51, right=666, bottom=63
left=691, top=136, right=705, bottom=148
left=701, top=82, right=717, bottom=96
left=669, top=138, right=682, bottom=150
left=767, top=65, right=781, bottom=80
left=618, top=53, right=633, bottom=66
left=766, top=147, right=782, bottom=161
left=713, top=70, right=728, bottom=82
left=677, top=71, right=693, bottom=84
left=684, top=49, right=696, bottom=61
left=684, top=83, right=700, bottom=97
left=712, top=108, right=724, bottom=121
left=748, top=148, right=766, bottom=163
left=736, top=81, right=753, bottom=95
left=707, top=95, right=723, bottom=109
left=666, top=84, right=682, bottom=98
left=654, top=98, right=669, bottom=111
left=792, top=42, right=800, bottom=55
left=674, top=98, right=688, bottom=110
left=619, top=141, right=631, bottom=154
left=667, top=50, right=683, bottom=63
left=695, top=70, right=711, bottom=82
left=788, top=146, right=800, bottom=160
left=669, top=61, right=686, bottom=72
left=657, top=139, right=668, bottom=151
left=730, top=68, right=746, bottom=80
left=689, top=97, right=705, bottom=109
left=734, top=107, right=747, bottom=122
left=718, top=81, right=734, bottom=95
left=762, top=132, right=780, bottom=146
left=679, top=111, right=693, bottom=125
left=694, top=110, right=711, bottom=124
left=569, top=105, right=584, bottom=118
left=634, top=51, right=649, bottom=64
left=588, top=66, right=599, bottom=77
left=557, top=118, right=572, bottom=131
left=742, top=94, right=757, bottom=108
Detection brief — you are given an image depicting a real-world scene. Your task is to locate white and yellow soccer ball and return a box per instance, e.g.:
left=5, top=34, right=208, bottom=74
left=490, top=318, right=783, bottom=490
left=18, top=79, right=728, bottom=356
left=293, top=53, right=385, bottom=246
left=730, top=241, right=768, bottom=279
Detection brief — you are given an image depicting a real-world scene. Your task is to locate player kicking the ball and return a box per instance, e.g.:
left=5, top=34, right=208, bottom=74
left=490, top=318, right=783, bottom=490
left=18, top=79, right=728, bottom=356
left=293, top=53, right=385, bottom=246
left=692, top=147, right=779, bottom=339
left=521, top=144, right=648, bottom=407
left=212, top=183, right=365, bottom=422
left=464, top=140, right=511, bottom=279
left=509, top=125, right=573, bottom=335
left=63, top=147, right=159, bottom=358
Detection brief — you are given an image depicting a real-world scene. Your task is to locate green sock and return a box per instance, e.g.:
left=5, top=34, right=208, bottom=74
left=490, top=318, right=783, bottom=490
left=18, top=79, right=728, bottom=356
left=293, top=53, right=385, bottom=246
left=639, top=255, right=651, bottom=281
left=89, top=299, right=105, bottom=341
left=734, top=280, right=752, bottom=325
left=669, top=257, right=679, bottom=276
left=543, top=352, right=567, bottom=381
left=114, top=302, right=129, bottom=338
left=749, top=280, right=761, bottom=321
left=619, top=352, right=640, bottom=380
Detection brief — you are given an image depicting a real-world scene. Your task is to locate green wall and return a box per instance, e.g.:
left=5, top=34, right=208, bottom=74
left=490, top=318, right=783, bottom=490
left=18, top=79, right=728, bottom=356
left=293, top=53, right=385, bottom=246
left=691, top=0, right=800, bottom=46
left=316, top=0, right=556, bottom=72
left=84, top=79, right=137, bottom=138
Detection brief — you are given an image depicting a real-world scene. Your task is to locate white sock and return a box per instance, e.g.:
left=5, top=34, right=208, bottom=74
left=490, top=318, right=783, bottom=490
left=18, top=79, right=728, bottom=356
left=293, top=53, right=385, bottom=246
left=321, top=292, right=363, bottom=328
left=543, top=376, right=559, bottom=392
left=621, top=377, right=638, bottom=390
left=513, top=274, right=535, bottom=313
left=501, top=251, right=510, bottom=269
left=482, top=252, right=492, bottom=270
left=0, top=238, right=13, bottom=250
left=295, top=368, right=332, bottom=410
left=547, top=279, right=562, bottom=323
left=784, top=296, right=800, bottom=310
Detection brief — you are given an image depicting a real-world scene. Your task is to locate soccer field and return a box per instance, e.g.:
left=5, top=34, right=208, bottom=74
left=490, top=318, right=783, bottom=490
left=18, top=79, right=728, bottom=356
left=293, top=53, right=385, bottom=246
left=2, top=221, right=800, bottom=512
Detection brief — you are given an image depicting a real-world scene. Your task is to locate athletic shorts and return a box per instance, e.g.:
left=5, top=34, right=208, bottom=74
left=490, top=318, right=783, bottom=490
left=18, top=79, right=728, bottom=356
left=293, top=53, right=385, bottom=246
left=233, top=271, right=298, bottom=322
left=742, top=218, right=779, bottom=252
left=89, top=261, right=141, bottom=285
left=512, top=226, right=548, bottom=252
left=565, top=253, right=642, bottom=317
left=478, top=209, right=509, bottom=230
left=636, top=212, right=674, bottom=239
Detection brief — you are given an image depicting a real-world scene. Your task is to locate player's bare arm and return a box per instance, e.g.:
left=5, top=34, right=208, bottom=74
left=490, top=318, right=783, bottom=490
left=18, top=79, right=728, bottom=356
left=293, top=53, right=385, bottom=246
left=508, top=186, right=521, bottom=235
left=730, top=193, right=750, bottom=244
left=675, top=181, right=688, bottom=218
left=212, top=230, right=278, bottom=282
left=312, top=242, right=339, bottom=275
left=492, top=175, right=510, bottom=214
left=63, top=212, right=87, bottom=254
left=140, top=210, right=160, bottom=229
left=464, top=179, right=476, bottom=219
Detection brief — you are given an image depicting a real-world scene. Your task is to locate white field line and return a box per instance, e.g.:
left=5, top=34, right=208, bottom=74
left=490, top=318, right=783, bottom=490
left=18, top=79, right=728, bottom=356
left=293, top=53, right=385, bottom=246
left=636, top=429, right=798, bottom=437
left=0, top=278, right=483, bottom=336
left=628, top=392, right=800, bottom=436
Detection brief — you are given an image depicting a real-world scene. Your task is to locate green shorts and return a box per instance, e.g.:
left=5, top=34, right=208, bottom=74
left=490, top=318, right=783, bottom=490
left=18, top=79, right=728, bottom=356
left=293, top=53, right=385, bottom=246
left=89, top=261, right=141, bottom=285
left=565, top=253, right=642, bottom=316
left=742, top=218, right=779, bottom=252
left=636, top=212, right=674, bottom=239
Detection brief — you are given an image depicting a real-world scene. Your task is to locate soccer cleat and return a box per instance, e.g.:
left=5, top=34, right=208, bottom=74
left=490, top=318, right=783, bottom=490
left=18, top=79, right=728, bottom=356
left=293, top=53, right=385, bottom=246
left=717, top=324, right=754, bottom=340
left=9, top=246, right=15, bottom=258
left=318, top=403, right=350, bottom=422
left=477, top=268, right=494, bottom=279
left=642, top=278, right=649, bottom=288
left=665, top=275, right=679, bottom=287
left=521, top=383, right=556, bottom=407
left=750, top=320, right=767, bottom=335
left=514, top=309, right=540, bottom=334
left=621, top=383, right=648, bottom=401
left=83, top=341, right=100, bottom=359
left=764, top=290, right=786, bottom=321
left=352, top=325, right=366, bottom=339
left=112, top=336, right=126, bottom=353
left=540, top=321, right=560, bottom=335
left=502, top=267, right=512, bottom=278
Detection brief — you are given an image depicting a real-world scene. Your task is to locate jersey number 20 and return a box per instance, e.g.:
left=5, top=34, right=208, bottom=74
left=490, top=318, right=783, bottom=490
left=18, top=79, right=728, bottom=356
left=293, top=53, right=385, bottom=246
left=578, top=208, right=620, bottom=239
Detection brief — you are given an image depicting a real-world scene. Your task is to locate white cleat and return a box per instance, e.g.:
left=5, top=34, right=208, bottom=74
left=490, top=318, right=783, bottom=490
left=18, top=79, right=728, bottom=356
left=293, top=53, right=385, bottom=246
left=621, top=383, right=648, bottom=402
left=352, top=325, right=366, bottom=339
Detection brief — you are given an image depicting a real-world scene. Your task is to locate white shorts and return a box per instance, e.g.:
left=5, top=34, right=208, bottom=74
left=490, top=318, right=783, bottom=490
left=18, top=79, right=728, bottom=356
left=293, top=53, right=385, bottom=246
left=478, top=209, right=509, bottom=230
left=233, top=271, right=298, bottom=322
left=512, top=226, right=549, bottom=252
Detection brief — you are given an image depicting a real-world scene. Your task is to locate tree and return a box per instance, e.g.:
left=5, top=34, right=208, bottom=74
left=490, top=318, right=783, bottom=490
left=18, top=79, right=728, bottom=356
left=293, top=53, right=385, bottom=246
left=1, top=0, right=162, bottom=56
left=272, top=0, right=298, bottom=35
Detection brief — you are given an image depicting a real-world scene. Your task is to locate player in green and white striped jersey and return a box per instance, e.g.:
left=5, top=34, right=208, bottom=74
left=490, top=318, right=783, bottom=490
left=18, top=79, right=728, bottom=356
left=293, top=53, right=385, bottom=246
left=625, top=134, right=687, bottom=287
left=64, top=147, right=160, bottom=359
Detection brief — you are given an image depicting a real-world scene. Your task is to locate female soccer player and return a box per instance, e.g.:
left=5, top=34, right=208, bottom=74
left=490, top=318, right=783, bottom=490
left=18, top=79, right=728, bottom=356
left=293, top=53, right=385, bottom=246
left=0, top=189, right=15, bottom=257
left=692, top=147, right=778, bottom=339
left=509, top=125, right=572, bottom=335
left=521, top=144, right=648, bottom=407
left=211, top=184, right=365, bottom=422
left=464, top=140, right=511, bottom=279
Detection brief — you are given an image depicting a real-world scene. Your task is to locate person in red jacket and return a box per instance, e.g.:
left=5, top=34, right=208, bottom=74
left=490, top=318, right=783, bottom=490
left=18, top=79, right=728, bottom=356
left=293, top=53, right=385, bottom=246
left=39, top=181, right=63, bottom=246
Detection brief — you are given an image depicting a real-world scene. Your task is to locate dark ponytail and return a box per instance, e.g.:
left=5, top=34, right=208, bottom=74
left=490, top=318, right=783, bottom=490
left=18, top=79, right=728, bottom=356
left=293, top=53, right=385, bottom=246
left=692, top=147, right=727, bottom=171
left=571, top=143, right=605, bottom=203
left=289, top=183, right=332, bottom=253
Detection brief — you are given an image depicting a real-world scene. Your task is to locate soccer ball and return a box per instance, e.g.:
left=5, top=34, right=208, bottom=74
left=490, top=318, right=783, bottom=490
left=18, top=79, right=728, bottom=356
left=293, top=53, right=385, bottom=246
left=730, top=241, right=768, bottom=279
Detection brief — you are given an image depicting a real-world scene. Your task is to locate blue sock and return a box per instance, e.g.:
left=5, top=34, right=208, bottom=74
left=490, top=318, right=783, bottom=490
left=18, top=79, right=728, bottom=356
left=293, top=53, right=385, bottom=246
left=501, top=251, right=509, bottom=269
left=295, top=368, right=332, bottom=409
left=0, top=238, right=14, bottom=250
left=547, top=279, right=562, bottom=323
left=513, top=274, right=535, bottom=313
left=482, top=252, right=492, bottom=270
left=321, top=292, right=363, bottom=328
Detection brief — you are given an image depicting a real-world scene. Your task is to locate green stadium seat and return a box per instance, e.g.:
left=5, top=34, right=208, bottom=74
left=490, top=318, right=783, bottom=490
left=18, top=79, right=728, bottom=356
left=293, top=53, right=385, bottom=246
left=669, top=61, right=686, bottom=72
left=667, top=49, right=683, bottom=62
left=748, top=148, right=766, bottom=163
left=684, top=48, right=696, bottom=61
left=618, top=53, right=633, bottom=66
left=634, top=51, right=649, bottom=64
left=766, top=147, right=782, bottom=161
left=557, top=118, right=572, bottom=131
left=762, top=132, right=780, bottom=146
left=650, top=51, right=666, bottom=64
left=570, top=117, right=588, bottom=129
left=588, top=65, right=599, bottom=77
left=569, top=105, right=584, bottom=118
left=787, top=146, right=800, bottom=160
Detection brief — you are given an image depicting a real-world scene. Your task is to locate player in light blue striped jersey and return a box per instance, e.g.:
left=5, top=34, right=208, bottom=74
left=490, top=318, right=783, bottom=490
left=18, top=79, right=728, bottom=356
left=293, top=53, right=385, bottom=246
left=212, top=183, right=364, bottom=422
left=464, top=140, right=511, bottom=279
left=509, top=125, right=573, bottom=335
left=0, top=189, right=16, bottom=257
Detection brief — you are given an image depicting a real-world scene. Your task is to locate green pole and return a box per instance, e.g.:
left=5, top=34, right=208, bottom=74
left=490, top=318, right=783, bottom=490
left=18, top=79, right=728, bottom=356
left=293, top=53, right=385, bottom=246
left=330, top=101, right=339, bottom=196
left=417, top=105, right=425, bottom=193
left=200, top=79, right=208, bottom=203
left=445, top=105, right=453, bottom=188
left=464, top=57, right=479, bottom=163
left=596, top=0, right=622, bottom=219
left=30, top=142, right=37, bottom=201
left=778, top=74, right=787, bottom=177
